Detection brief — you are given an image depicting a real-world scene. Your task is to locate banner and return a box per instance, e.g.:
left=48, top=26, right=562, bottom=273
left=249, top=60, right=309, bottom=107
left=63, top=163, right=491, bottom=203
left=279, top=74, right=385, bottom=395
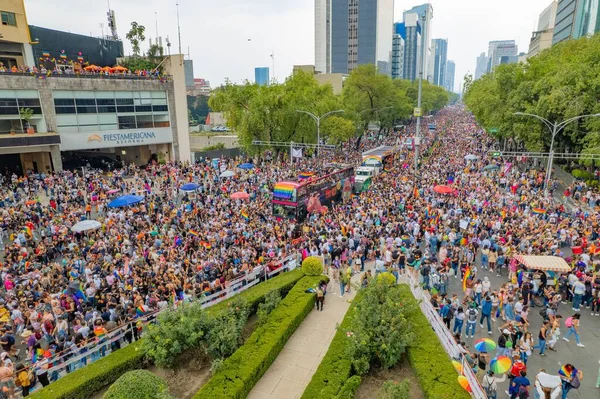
left=292, top=148, right=303, bottom=158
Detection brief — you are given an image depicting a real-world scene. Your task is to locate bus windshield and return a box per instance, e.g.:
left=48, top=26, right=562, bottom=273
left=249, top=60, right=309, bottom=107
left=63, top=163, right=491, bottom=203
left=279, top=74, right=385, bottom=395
left=273, top=203, right=296, bottom=219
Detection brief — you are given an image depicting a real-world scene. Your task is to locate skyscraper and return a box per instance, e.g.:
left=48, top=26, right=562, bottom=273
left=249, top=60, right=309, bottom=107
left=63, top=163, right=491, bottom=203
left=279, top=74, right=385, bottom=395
left=431, top=38, right=448, bottom=87
left=487, top=40, right=518, bottom=72
left=475, top=52, right=488, bottom=80
left=255, top=67, right=270, bottom=86
left=573, top=0, right=600, bottom=38
left=528, top=1, right=557, bottom=58
left=445, top=60, right=455, bottom=92
left=553, top=0, right=578, bottom=44
left=314, top=0, right=395, bottom=75
left=391, top=23, right=406, bottom=79
left=404, top=4, right=434, bottom=82
left=402, top=13, right=422, bottom=81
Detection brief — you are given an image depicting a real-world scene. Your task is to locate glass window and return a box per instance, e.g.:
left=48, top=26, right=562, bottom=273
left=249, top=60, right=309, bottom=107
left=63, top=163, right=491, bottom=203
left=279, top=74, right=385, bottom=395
left=135, top=105, right=152, bottom=112
left=0, top=99, right=17, bottom=107
left=56, top=115, right=77, bottom=125
left=53, top=91, right=74, bottom=99
left=29, top=107, right=43, bottom=114
left=15, top=90, right=39, bottom=99
left=151, top=91, right=167, bottom=99
left=114, top=91, right=133, bottom=99
left=17, top=99, right=40, bottom=107
left=75, top=99, right=96, bottom=106
left=150, top=98, right=167, bottom=106
left=0, top=107, right=18, bottom=115
left=136, top=115, right=154, bottom=128
left=0, top=90, right=15, bottom=98
left=96, top=99, right=115, bottom=106
left=55, top=106, right=76, bottom=114
left=77, top=114, right=98, bottom=125
left=98, top=114, right=118, bottom=124
left=116, top=106, right=135, bottom=113
left=76, top=106, right=97, bottom=114
left=116, top=98, right=133, bottom=105
left=152, top=105, right=168, bottom=112
left=94, top=91, right=115, bottom=99
left=1, top=12, right=17, bottom=27
left=54, top=99, right=75, bottom=106
left=97, top=106, right=116, bottom=113
left=118, top=116, right=136, bottom=129
left=74, top=91, right=95, bottom=99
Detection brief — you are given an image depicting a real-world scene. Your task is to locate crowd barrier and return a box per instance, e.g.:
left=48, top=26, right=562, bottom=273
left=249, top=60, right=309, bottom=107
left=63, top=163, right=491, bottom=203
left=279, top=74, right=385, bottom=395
left=407, top=275, right=487, bottom=399
left=30, top=253, right=299, bottom=389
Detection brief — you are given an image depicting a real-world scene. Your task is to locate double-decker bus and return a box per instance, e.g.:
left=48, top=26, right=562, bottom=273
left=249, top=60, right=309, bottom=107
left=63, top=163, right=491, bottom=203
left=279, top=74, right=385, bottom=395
left=272, top=167, right=354, bottom=221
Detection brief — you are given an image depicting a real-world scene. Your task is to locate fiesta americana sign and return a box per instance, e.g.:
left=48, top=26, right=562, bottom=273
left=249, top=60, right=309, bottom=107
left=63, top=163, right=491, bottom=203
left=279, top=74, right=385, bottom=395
left=88, top=131, right=157, bottom=145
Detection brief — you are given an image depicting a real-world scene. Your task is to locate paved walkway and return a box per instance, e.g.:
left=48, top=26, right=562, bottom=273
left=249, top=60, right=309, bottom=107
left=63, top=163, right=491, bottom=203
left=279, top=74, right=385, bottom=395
left=247, top=270, right=364, bottom=399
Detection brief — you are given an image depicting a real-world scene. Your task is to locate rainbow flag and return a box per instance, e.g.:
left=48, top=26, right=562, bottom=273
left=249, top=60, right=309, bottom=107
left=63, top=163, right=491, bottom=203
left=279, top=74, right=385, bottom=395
left=273, top=182, right=296, bottom=200
left=532, top=208, right=546, bottom=214
left=413, top=187, right=420, bottom=198
left=500, top=210, right=506, bottom=219
left=462, top=266, right=471, bottom=292
left=42, top=52, right=50, bottom=57
left=24, top=226, right=32, bottom=237
left=136, top=305, right=147, bottom=316
left=188, top=230, right=199, bottom=238
left=201, top=241, right=212, bottom=250
left=241, top=210, right=249, bottom=221
left=298, top=172, right=314, bottom=180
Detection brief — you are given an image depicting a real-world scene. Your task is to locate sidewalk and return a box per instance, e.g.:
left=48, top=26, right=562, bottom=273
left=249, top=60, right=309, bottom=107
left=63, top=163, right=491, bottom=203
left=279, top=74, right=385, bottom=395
left=247, top=270, right=363, bottom=399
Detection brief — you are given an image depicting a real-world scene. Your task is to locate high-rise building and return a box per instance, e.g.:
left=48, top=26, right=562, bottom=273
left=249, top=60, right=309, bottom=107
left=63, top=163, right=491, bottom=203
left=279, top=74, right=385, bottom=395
left=445, top=60, right=455, bottom=92
left=314, top=0, right=394, bottom=75
left=0, top=1, right=36, bottom=68
left=573, top=0, right=600, bottom=38
left=529, top=1, right=558, bottom=57
left=255, top=67, right=270, bottom=86
left=475, top=52, right=488, bottom=80
left=431, top=38, right=448, bottom=87
left=404, top=4, right=434, bottom=82
left=553, top=0, right=579, bottom=44
left=487, top=40, right=518, bottom=72
left=391, top=23, right=405, bottom=79
left=402, top=14, right=422, bottom=81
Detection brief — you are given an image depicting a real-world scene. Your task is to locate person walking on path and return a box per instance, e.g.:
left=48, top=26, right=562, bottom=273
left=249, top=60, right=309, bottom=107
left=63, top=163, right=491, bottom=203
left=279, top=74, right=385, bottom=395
left=453, top=306, right=465, bottom=335
left=315, top=284, right=325, bottom=311
left=482, top=369, right=506, bottom=399
left=534, top=320, right=550, bottom=357
left=479, top=295, right=493, bottom=334
left=562, top=313, right=585, bottom=348
left=466, top=304, right=478, bottom=338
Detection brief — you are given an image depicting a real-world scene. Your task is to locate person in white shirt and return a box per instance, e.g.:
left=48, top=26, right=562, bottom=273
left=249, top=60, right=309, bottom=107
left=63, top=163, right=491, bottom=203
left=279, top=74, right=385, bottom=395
left=534, top=370, right=561, bottom=399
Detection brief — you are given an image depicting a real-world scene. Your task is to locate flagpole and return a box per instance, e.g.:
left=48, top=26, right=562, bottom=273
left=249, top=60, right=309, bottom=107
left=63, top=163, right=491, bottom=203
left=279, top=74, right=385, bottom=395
left=290, top=141, right=293, bottom=167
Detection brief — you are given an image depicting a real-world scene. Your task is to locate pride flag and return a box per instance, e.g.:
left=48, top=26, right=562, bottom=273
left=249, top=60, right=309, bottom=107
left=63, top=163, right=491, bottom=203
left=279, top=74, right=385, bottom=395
left=241, top=210, right=249, bottom=221
left=188, top=230, right=199, bottom=238
left=462, top=266, right=471, bottom=292
left=532, top=208, right=546, bottom=214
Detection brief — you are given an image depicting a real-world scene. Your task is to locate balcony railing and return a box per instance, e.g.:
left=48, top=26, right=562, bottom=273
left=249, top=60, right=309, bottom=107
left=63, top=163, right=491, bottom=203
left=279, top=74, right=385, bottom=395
left=0, top=71, right=172, bottom=81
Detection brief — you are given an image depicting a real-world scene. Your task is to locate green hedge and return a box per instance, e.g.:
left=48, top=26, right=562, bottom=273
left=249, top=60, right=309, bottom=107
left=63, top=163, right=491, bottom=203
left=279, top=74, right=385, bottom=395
left=29, top=340, right=146, bottom=399
left=397, top=285, right=470, bottom=399
left=29, top=268, right=306, bottom=399
left=301, top=291, right=364, bottom=399
left=336, top=375, right=362, bottom=399
left=194, top=275, right=325, bottom=399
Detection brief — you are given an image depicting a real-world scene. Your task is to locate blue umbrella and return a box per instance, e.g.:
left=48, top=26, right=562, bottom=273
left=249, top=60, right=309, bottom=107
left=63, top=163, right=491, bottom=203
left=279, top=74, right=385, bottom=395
left=107, top=195, right=144, bottom=208
left=180, top=183, right=199, bottom=191
left=237, top=163, right=254, bottom=170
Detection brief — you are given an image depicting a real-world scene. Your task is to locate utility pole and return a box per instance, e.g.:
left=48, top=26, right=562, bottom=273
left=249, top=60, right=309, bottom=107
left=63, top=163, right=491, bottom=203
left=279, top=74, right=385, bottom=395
left=296, top=109, right=344, bottom=157
left=414, top=14, right=426, bottom=172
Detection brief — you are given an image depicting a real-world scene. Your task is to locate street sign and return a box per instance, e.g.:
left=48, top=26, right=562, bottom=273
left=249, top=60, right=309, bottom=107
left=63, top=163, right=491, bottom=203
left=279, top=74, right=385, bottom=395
left=414, top=107, right=421, bottom=117
left=490, top=151, right=502, bottom=158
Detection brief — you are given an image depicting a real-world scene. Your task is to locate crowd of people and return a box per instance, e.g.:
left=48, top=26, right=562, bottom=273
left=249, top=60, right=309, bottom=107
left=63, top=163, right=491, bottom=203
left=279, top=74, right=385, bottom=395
left=0, top=105, right=597, bottom=397
left=0, top=62, right=165, bottom=79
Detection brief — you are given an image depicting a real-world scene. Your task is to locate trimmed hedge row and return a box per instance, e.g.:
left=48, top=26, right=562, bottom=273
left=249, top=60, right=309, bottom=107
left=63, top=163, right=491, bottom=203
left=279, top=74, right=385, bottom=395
left=29, top=268, right=306, bottom=399
left=301, top=290, right=364, bottom=399
left=194, top=275, right=325, bottom=399
left=397, top=285, right=470, bottom=399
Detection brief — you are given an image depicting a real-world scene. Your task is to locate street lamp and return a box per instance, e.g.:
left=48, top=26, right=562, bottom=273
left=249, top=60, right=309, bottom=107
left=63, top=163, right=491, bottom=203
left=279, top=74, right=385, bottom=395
left=296, top=109, right=344, bottom=156
left=514, top=112, right=600, bottom=195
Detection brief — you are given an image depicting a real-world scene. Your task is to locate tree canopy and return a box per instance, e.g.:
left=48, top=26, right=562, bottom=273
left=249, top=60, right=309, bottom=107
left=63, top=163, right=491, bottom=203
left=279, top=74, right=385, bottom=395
left=209, top=65, right=452, bottom=153
left=464, top=33, right=600, bottom=154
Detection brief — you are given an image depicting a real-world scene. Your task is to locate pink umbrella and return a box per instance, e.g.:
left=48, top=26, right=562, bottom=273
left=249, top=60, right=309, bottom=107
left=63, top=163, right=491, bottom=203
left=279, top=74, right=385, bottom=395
left=231, top=192, right=250, bottom=200
left=107, top=189, right=119, bottom=195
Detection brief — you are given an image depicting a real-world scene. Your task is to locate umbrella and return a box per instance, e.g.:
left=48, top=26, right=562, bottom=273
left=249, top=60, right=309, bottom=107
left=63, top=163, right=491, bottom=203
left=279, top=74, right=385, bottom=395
left=483, top=164, right=499, bottom=171
left=112, top=65, right=128, bottom=72
left=457, top=376, right=472, bottom=393
left=107, top=195, right=144, bottom=208
left=71, top=220, right=101, bottom=233
left=452, top=360, right=463, bottom=374
left=433, top=185, right=454, bottom=195
left=237, top=163, right=254, bottom=170
left=100, top=66, right=112, bottom=73
left=464, top=154, right=479, bottom=161
left=489, top=356, right=512, bottom=374
left=231, top=192, right=250, bottom=200
left=558, top=364, right=578, bottom=379
left=220, top=170, right=235, bottom=178
left=180, top=183, right=199, bottom=192
left=474, top=338, right=497, bottom=353
left=25, top=200, right=38, bottom=206
left=107, top=189, right=119, bottom=195
left=84, top=65, right=101, bottom=71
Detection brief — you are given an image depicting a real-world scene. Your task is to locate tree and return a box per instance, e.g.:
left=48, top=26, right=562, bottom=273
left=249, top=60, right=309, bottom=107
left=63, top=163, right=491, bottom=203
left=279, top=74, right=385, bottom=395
left=321, top=116, right=356, bottom=144
left=126, top=22, right=146, bottom=57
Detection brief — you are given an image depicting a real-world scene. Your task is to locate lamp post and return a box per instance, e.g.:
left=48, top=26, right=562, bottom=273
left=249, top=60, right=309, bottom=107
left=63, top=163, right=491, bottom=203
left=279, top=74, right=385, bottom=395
left=296, top=109, right=344, bottom=156
left=514, top=112, right=600, bottom=196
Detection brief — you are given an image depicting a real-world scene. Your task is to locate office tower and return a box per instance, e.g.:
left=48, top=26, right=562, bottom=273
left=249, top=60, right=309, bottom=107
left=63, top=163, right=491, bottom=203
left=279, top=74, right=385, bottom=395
left=255, top=67, right=270, bottom=86
left=475, top=52, right=488, bottom=80
left=573, top=0, right=600, bottom=38
left=402, top=13, right=422, bottom=81
left=431, top=38, right=447, bottom=87
left=487, top=40, right=518, bottom=72
left=391, top=23, right=406, bottom=79
left=404, top=4, right=434, bottom=82
left=445, top=60, right=455, bottom=92
left=553, top=0, right=578, bottom=44
left=529, top=1, right=558, bottom=57
left=314, top=0, right=395, bottom=75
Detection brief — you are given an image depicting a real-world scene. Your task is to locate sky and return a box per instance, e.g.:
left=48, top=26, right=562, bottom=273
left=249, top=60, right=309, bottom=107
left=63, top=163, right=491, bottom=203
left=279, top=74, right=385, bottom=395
left=25, top=0, right=555, bottom=92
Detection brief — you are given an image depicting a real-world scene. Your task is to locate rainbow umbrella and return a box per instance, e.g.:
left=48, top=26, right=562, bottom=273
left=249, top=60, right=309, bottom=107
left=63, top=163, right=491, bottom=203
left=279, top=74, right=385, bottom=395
left=457, top=375, right=472, bottom=393
left=474, top=338, right=497, bottom=353
left=558, top=364, right=578, bottom=379
left=452, top=360, right=463, bottom=374
left=489, top=356, right=512, bottom=374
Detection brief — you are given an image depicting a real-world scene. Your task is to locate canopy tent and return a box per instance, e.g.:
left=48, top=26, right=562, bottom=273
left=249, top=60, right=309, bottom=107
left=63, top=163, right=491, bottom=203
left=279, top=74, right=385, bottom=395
left=514, top=255, right=570, bottom=273
left=220, top=170, right=235, bottom=178
left=107, top=195, right=144, bottom=208
left=71, top=220, right=101, bottom=233
left=483, top=164, right=499, bottom=171
left=433, top=185, right=455, bottom=195
left=237, top=163, right=254, bottom=170
left=464, top=154, right=479, bottom=161
left=180, top=183, right=199, bottom=192
left=83, top=65, right=101, bottom=71
left=231, top=192, right=249, bottom=200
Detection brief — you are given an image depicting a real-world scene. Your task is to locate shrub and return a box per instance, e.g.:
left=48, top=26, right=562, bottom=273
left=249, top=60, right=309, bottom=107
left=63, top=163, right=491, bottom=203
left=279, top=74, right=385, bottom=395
left=302, top=256, right=323, bottom=275
left=29, top=340, right=146, bottom=399
left=29, top=268, right=306, bottom=399
left=301, top=291, right=364, bottom=399
left=345, top=284, right=415, bottom=375
left=376, top=272, right=397, bottom=285
left=336, top=375, right=362, bottom=399
left=205, top=297, right=250, bottom=360
left=378, top=379, right=411, bottom=399
left=194, top=275, right=326, bottom=399
left=104, top=370, right=172, bottom=399
left=397, top=286, right=470, bottom=399
left=257, top=290, right=282, bottom=325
